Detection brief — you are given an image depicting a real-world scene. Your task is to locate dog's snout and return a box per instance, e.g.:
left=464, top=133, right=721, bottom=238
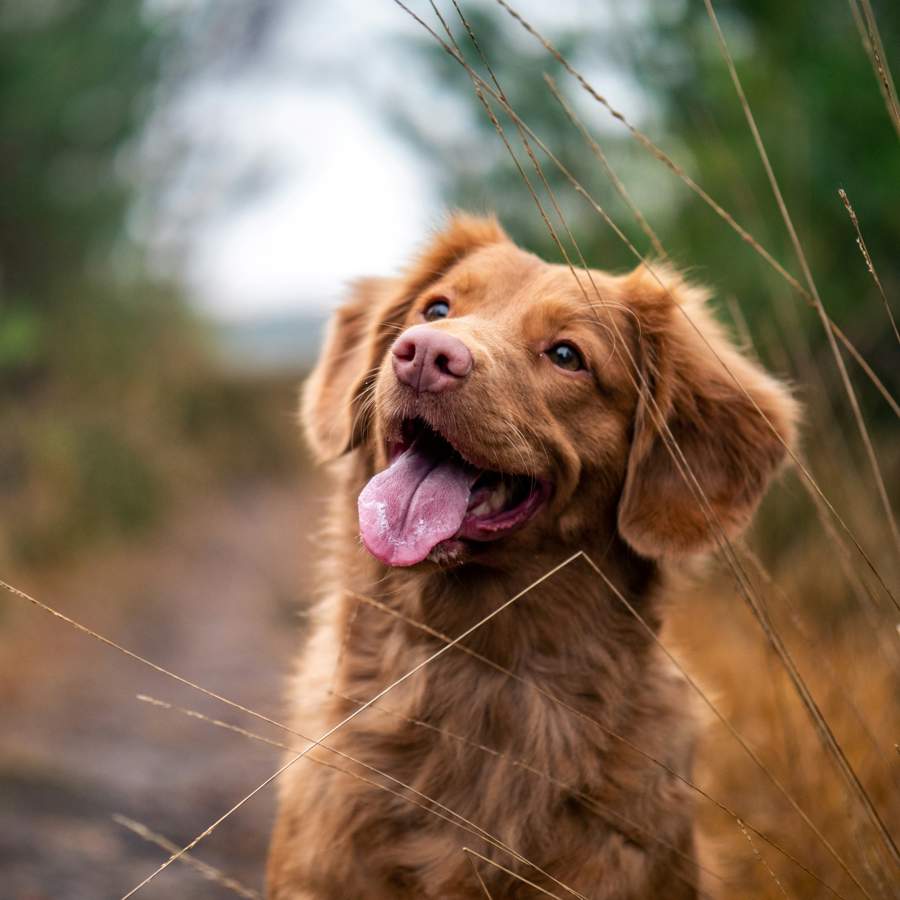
left=392, top=325, right=472, bottom=394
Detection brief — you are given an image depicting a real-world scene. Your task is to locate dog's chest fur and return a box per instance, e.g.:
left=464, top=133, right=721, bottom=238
left=267, top=485, right=701, bottom=899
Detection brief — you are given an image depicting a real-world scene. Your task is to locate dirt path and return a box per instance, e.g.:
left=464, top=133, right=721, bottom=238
left=0, top=477, right=320, bottom=899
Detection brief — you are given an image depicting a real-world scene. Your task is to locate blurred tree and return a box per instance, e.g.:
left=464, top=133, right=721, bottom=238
left=0, top=0, right=194, bottom=562
left=0, top=1, right=295, bottom=565
left=633, top=0, right=899, bottom=375
left=392, top=4, right=652, bottom=267
left=0, top=1, right=165, bottom=366
left=395, top=0, right=899, bottom=414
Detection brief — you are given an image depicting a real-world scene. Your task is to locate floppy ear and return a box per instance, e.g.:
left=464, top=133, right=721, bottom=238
left=617, top=266, right=799, bottom=557
left=301, top=276, right=399, bottom=462
left=301, top=213, right=508, bottom=462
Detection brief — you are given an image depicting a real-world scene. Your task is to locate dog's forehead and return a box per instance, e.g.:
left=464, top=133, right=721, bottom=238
left=446, top=247, right=627, bottom=336
left=448, top=245, right=621, bottom=313
left=444, top=242, right=542, bottom=298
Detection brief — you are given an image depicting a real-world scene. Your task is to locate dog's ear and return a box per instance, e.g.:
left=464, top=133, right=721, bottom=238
left=301, top=213, right=508, bottom=461
left=617, top=265, right=799, bottom=557
left=301, top=277, right=399, bottom=462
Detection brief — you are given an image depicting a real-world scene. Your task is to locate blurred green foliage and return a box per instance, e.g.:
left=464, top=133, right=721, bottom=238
left=2, top=0, right=895, bottom=567
left=636, top=1, right=899, bottom=371
left=401, top=0, right=899, bottom=417
left=0, top=1, right=172, bottom=563
left=0, top=1, right=297, bottom=566
left=393, top=0, right=898, bottom=573
left=0, top=1, right=160, bottom=303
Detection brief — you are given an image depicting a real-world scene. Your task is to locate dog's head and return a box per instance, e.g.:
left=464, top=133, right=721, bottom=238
left=303, top=214, right=798, bottom=568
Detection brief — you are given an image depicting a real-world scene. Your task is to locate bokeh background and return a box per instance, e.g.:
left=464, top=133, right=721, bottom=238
left=0, top=1, right=897, bottom=898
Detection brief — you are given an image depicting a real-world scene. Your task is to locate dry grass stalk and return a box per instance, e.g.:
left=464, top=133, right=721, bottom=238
left=0, top=579, right=302, bottom=730
left=848, top=0, right=900, bottom=140
left=723, top=294, right=756, bottom=358
left=738, top=542, right=894, bottom=756
left=135, top=695, right=591, bottom=899
left=838, top=187, right=899, bottom=345
left=118, top=552, right=588, bottom=898
left=112, top=814, right=262, bottom=900
left=462, top=847, right=567, bottom=900
left=468, top=853, right=496, bottom=899
left=416, top=15, right=893, bottom=888
left=736, top=819, right=792, bottom=900
left=488, top=0, right=899, bottom=421
left=543, top=73, right=668, bottom=260
left=702, top=0, right=900, bottom=572
left=702, top=0, right=900, bottom=865
left=393, top=0, right=898, bottom=615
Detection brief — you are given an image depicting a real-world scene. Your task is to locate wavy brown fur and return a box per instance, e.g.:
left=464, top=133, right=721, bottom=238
left=267, top=214, right=798, bottom=899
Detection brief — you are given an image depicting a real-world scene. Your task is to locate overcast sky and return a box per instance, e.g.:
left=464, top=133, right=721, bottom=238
left=137, top=1, right=649, bottom=321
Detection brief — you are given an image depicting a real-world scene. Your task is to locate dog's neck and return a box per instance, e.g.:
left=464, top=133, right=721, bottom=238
left=386, top=542, right=658, bottom=669
left=319, top=454, right=692, bottom=831
left=334, top=454, right=663, bottom=679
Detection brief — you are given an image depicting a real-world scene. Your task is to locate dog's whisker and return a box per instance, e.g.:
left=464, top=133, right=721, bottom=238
left=346, top=379, right=380, bottom=444
left=499, top=421, right=533, bottom=476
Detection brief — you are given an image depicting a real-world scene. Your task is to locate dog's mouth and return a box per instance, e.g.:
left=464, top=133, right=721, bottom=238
left=358, top=417, right=551, bottom=567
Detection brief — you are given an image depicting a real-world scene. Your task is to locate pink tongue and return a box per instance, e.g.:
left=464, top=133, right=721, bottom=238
left=358, top=442, right=478, bottom=567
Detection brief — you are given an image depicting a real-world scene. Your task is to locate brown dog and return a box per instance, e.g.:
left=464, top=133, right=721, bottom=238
left=267, top=214, right=797, bottom=899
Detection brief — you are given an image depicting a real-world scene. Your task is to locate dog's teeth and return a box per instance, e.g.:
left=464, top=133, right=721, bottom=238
left=468, top=481, right=512, bottom=518
left=470, top=484, right=505, bottom=517
left=487, top=484, right=508, bottom=513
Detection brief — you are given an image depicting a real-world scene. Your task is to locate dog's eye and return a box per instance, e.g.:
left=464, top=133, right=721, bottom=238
left=423, top=299, right=450, bottom=321
left=546, top=342, right=584, bottom=371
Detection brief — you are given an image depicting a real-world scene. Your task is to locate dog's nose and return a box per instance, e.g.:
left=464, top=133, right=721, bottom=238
left=392, top=325, right=473, bottom=394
